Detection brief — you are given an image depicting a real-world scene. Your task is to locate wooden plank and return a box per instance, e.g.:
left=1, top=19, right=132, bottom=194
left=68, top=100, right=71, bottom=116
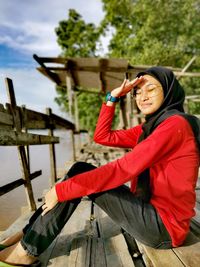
left=95, top=207, right=135, bottom=267
left=5, top=103, right=75, bottom=130
left=0, top=111, right=13, bottom=126
left=0, top=170, right=42, bottom=196
left=173, top=232, right=200, bottom=267
left=0, top=130, right=59, bottom=145
left=136, top=242, right=184, bottom=267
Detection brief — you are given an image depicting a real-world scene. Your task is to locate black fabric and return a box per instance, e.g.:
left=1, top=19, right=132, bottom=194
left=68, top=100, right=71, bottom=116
left=21, top=162, right=172, bottom=256
left=135, top=66, right=200, bottom=203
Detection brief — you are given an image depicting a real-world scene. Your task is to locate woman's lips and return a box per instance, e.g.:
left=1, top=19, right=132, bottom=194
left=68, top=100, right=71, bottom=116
left=140, top=103, right=152, bottom=108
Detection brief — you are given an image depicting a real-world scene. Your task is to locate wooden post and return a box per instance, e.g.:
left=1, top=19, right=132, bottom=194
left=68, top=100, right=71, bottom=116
left=46, top=108, right=57, bottom=186
left=126, top=92, right=133, bottom=128
left=70, top=130, right=76, bottom=162
left=74, top=91, right=81, bottom=156
left=18, top=146, right=36, bottom=210
left=66, top=72, right=76, bottom=161
left=66, top=73, right=73, bottom=118
left=119, top=97, right=128, bottom=129
left=5, top=78, right=36, bottom=210
left=74, top=91, right=80, bottom=132
left=21, top=105, right=30, bottom=172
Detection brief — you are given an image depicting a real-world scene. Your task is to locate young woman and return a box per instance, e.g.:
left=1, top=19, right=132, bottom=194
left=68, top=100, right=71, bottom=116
left=0, top=66, right=199, bottom=266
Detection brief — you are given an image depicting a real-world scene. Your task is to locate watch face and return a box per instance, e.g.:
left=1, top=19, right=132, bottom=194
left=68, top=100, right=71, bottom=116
left=106, top=93, right=119, bottom=102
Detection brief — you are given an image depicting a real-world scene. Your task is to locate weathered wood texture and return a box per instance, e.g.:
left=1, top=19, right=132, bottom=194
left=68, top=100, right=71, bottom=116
left=0, top=78, right=74, bottom=146
left=94, top=206, right=135, bottom=267
left=137, top=231, right=200, bottom=267
left=0, top=103, right=74, bottom=131
left=0, top=199, right=135, bottom=267
left=0, top=129, right=59, bottom=146
left=33, top=56, right=200, bottom=93
left=0, top=77, right=75, bottom=210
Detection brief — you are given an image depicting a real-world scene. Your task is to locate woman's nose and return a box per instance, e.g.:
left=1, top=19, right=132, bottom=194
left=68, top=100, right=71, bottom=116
left=140, top=90, right=149, bottom=101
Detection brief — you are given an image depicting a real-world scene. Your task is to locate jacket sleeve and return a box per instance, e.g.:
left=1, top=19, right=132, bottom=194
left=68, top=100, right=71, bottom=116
left=55, top=115, right=190, bottom=202
left=93, top=103, right=142, bottom=148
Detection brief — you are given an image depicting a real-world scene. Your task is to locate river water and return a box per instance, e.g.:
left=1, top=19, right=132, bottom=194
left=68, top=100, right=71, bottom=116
left=0, top=130, right=88, bottom=230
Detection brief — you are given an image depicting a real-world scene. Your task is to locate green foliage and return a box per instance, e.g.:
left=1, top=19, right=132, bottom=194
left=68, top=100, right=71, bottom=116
left=77, top=93, right=105, bottom=133
left=55, top=9, right=102, bottom=57
left=54, top=2, right=200, bottom=133
left=55, top=9, right=105, bottom=134
left=101, top=0, right=200, bottom=66
left=101, top=0, right=200, bottom=112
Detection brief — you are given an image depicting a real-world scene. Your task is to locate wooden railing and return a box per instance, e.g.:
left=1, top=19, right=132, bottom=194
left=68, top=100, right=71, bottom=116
left=0, top=78, right=75, bottom=211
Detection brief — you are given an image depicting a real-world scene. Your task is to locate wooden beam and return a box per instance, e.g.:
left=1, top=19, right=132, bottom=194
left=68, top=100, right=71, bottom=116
left=177, top=56, right=197, bottom=80
left=0, top=170, right=42, bottom=196
left=33, top=54, right=62, bottom=85
left=174, top=71, right=200, bottom=78
left=4, top=103, right=75, bottom=130
left=0, top=130, right=59, bottom=145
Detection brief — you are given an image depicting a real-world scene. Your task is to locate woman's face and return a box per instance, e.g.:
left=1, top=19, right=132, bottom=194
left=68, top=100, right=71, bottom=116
left=135, top=75, right=164, bottom=115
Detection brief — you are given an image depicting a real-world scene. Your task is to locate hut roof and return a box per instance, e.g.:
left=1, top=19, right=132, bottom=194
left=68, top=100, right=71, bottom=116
left=33, top=55, right=200, bottom=93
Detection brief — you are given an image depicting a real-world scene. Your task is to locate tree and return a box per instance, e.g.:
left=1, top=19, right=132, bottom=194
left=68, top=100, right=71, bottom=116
left=100, top=0, right=200, bottom=113
left=55, top=9, right=105, bottom=133
left=54, top=2, right=200, bottom=132
left=56, top=9, right=102, bottom=57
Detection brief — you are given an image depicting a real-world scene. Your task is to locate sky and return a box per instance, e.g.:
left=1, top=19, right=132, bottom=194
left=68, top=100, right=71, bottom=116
left=0, top=0, right=105, bottom=117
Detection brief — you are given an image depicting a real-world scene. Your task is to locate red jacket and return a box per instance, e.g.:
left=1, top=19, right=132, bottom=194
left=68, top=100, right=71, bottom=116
left=56, top=103, right=199, bottom=247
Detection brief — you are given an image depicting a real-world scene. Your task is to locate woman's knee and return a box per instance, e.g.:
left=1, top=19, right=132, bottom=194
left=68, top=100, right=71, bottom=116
left=67, top=161, right=96, bottom=178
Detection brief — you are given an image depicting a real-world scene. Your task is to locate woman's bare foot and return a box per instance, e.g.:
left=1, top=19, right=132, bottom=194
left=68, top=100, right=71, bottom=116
left=0, top=242, right=37, bottom=265
left=0, top=231, right=23, bottom=247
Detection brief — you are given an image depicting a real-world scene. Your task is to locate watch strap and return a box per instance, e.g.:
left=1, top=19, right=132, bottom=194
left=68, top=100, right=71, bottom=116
left=106, top=92, right=120, bottom=103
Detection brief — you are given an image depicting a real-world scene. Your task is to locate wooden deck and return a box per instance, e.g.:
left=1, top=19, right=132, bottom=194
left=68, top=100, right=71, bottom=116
left=0, top=199, right=134, bottom=266
left=1, top=145, right=200, bottom=266
left=1, top=196, right=200, bottom=267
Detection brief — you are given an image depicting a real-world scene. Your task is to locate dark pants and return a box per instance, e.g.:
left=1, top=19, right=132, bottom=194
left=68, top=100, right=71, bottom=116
left=21, top=162, right=172, bottom=256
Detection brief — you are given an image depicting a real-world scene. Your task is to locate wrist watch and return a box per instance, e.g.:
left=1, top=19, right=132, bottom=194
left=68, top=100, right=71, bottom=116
left=106, top=92, right=120, bottom=103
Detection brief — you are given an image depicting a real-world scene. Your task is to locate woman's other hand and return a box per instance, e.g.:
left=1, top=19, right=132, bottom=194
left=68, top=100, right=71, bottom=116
left=111, top=76, right=144, bottom=98
left=42, top=186, right=59, bottom=216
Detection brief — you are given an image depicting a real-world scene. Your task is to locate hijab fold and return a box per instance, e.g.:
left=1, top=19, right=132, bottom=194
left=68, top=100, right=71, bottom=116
left=134, top=67, right=200, bottom=203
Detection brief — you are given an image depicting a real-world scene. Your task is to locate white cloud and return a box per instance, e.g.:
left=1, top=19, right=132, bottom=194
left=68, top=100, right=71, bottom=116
left=0, top=68, right=69, bottom=118
left=0, top=0, right=105, bottom=56
left=0, top=0, right=106, bottom=121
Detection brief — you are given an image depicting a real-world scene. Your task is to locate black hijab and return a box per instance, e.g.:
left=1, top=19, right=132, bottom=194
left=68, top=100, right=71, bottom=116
left=135, top=66, right=200, bottom=202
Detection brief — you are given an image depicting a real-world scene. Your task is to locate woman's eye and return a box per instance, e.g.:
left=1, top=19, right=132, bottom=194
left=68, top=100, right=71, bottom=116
left=147, top=87, right=156, bottom=92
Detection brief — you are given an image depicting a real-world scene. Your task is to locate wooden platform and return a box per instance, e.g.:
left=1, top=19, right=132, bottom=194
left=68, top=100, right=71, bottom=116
left=1, top=144, right=200, bottom=266
left=0, top=199, right=134, bottom=266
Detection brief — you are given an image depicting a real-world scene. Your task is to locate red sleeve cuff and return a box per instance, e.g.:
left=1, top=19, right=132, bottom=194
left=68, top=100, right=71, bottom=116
left=55, top=182, right=66, bottom=202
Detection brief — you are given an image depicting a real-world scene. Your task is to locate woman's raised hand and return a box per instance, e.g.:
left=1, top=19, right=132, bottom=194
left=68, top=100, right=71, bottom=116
left=111, top=76, right=144, bottom=98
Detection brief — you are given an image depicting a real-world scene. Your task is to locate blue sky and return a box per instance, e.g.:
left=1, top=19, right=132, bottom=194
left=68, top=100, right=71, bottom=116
left=0, top=0, right=105, bottom=117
